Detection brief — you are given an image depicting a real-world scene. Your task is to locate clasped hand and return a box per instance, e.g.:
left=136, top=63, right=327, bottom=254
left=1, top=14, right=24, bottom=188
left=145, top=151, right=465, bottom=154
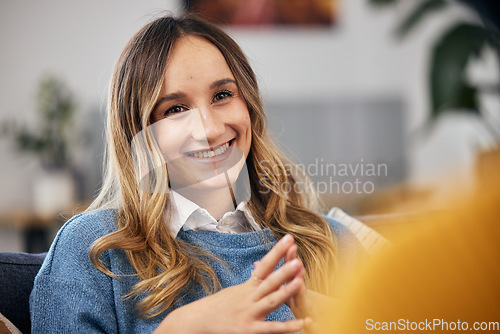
left=155, top=234, right=311, bottom=334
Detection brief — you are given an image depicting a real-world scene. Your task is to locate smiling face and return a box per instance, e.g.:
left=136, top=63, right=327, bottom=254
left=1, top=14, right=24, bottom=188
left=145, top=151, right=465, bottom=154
left=149, top=35, right=252, bottom=192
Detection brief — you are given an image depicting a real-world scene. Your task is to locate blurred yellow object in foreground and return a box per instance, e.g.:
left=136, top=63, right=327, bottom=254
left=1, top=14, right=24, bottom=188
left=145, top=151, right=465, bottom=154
left=321, top=173, right=500, bottom=333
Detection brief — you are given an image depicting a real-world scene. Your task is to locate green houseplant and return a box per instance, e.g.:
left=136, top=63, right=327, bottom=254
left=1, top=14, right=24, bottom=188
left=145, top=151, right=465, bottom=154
left=370, top=0, right=500, bottom=191
left=370, top=0, right=500, bottom=141
left=355, top=0, right=500, bottom=214
left=2, top=74, right=79, bottom=215
left=3, top=74, right=77, bottom=169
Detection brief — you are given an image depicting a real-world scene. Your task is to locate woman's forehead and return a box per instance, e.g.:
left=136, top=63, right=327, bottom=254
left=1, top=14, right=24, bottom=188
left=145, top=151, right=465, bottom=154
left=163, top=35, right=233, bottom=83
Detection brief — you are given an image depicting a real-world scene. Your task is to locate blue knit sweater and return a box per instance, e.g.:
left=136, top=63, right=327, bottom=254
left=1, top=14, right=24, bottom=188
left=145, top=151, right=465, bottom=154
left=30, top=209, right=362, bottom=333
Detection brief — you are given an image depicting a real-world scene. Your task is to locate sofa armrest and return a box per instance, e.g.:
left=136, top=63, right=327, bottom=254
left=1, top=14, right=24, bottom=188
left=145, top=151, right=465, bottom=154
left=0, top=252, right=46, bottom=334
left=327, top=207, right=391, bottom=255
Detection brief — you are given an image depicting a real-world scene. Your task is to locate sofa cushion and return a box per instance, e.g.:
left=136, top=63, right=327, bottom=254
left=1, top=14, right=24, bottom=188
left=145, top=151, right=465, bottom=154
left=0, top=252, right=46, bottom=334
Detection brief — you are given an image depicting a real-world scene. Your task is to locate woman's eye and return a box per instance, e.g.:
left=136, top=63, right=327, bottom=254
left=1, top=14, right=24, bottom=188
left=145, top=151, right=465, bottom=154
left=163, top=105, right=187, bottom=117
left=213, top=90, right=233, bottom=103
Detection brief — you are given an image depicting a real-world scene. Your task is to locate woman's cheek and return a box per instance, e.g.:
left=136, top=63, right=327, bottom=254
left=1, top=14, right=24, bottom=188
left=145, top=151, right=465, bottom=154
left=156, top=127, right=185, bottom=160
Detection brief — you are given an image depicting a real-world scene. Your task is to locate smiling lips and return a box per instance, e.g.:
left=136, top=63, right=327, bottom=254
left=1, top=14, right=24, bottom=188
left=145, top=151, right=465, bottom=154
left=185, top=140, right=231, bottom=159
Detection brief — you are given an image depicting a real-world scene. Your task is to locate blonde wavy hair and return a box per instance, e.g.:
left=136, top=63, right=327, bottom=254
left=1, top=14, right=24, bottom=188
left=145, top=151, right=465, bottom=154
left=88, top=13, right=336, bottom=318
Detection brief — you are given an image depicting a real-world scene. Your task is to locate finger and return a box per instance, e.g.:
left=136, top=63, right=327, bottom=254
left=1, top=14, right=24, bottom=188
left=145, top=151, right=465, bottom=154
left=252, top=234, right=294, bottom=281
left=254, top=258, right=302, bottom=300
left=284, top=243, right=297, bottom=264
left=256, top=276, right=304, bottom=315
left=284, top=245, right=305, bottom=278
left=252, top=318, right=308, bottom=334
left=296, top=259, right=305, bottom=280
left=284, top=245, right=305, bottom=283
left=287, top=280, right=309, bottom=318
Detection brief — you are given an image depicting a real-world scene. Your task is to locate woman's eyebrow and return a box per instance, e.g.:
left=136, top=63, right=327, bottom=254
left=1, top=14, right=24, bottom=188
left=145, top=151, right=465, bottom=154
left=154, top=92, right=186, bottom=109
left=210, top=78, right=236, bottom=89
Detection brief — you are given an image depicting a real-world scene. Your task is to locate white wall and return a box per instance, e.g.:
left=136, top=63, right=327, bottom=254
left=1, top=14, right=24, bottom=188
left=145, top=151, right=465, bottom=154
left=0, top=0, right=492, bottom=212
left=0, top=0, right=184, bottom=210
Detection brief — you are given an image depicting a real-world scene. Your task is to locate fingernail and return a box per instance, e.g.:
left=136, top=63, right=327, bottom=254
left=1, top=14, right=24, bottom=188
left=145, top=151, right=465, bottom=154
left=281, top=234, right=292, bottom=244
left=289, top=259, right=299, bottom=268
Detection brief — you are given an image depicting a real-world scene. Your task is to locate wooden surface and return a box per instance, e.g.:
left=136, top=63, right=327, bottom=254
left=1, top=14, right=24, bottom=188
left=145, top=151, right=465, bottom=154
left=0, top=202, right=90, bottom=229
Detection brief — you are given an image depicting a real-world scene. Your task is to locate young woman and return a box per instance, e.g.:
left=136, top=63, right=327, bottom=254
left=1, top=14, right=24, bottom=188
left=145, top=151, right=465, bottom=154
left=30, top=14, right=362, bottom=333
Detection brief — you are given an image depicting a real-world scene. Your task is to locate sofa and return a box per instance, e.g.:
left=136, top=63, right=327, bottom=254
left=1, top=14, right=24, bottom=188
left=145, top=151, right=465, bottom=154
left=0, top=252, right=46, bottom=334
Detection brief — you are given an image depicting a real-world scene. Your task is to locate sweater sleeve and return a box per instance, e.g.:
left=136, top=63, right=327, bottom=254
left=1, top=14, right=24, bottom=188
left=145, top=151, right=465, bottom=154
left=30, top=210, right=119, bottom=333
left=323, top=215, right=368, bottom=276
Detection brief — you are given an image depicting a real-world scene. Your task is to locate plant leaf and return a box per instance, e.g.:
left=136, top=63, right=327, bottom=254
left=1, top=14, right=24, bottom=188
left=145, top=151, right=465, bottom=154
left=455, top=0, right=500, bottom=33
left=369, top=0, right=400, bottom=7
left=429, top=23, right=488, bottom=118
left=396, top=0, right=448, bottom=39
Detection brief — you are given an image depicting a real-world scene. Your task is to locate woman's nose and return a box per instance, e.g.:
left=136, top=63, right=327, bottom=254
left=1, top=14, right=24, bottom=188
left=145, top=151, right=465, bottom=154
left=191, top=106, right=225, bottom=144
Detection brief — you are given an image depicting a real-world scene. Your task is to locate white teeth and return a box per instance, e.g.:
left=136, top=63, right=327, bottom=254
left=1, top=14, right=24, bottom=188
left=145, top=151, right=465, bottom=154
left=188, top=141, right=231, bottom=158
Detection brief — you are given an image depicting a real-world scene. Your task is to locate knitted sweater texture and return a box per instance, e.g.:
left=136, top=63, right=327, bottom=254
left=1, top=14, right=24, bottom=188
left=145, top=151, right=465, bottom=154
left=30, top=209, right=361, bottom=333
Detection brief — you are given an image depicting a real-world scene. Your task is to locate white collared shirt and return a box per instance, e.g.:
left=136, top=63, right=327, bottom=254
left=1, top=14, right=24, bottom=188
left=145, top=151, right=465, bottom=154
left=167, top=190, right=261, bottom=237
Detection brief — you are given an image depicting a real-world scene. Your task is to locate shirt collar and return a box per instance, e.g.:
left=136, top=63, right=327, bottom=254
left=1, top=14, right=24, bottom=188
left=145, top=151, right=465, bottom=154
left=167, top=190, right=260, bottom=237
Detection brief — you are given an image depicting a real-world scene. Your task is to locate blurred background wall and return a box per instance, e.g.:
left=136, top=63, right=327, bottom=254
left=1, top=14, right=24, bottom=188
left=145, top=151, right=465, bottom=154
left=0, top=0, right=497, bottom=251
